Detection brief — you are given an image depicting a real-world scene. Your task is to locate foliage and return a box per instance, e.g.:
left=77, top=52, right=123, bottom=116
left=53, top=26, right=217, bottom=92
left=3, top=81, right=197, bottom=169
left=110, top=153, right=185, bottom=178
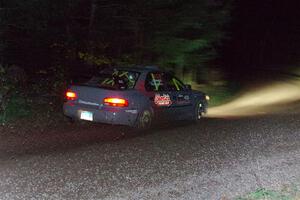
left=49, top=65, right=68, bottom=98
left=0, top=0, right=232, bottom=73
left=0, top=64, right=14, bottom=113
left=29, top=65, right=68, bottom=100
left=148, top=0, right=232, bottom=68
left=0, top=64, right=30, bottom=123
left=236, top=186, right=300, bottom=200
left=78, top=52, right=111, bottom=66
left=0, top=94, right=31, bottom=124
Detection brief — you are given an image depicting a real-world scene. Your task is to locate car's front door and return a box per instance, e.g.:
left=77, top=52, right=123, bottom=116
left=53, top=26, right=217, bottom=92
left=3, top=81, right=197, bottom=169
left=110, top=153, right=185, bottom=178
left=144, top=71, right=175, bottom=122
left=163, top=73, right=194, bottom=120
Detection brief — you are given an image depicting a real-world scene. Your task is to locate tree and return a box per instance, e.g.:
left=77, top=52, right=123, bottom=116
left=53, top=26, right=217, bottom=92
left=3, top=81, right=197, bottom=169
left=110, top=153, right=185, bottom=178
left=0, top=0, right=232, bottom=79
left=145, top=0, right=232, bottom=79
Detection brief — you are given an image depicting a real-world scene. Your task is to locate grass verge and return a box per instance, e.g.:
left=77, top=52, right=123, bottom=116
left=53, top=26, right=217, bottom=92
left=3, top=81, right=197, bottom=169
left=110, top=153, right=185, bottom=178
left=237, top=185, right=300, bottom=200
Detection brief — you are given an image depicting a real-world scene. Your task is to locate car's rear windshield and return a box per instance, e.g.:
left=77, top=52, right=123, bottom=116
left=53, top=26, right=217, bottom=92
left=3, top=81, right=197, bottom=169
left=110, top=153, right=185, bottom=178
left=86, top=69, right=140, bottom=90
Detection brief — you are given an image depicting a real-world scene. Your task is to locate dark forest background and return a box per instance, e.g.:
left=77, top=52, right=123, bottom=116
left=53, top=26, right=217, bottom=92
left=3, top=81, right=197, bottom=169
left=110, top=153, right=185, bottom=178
left=0, top=0, right=299, bottom=123
left=1, top=0, right=299, bottom=79
left=0, top=0, right=231, bottom=80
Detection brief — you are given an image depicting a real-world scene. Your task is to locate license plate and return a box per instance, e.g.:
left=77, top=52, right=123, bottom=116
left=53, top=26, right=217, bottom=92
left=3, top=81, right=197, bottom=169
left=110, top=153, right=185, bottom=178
left=80, top=111, right=93, bottom=121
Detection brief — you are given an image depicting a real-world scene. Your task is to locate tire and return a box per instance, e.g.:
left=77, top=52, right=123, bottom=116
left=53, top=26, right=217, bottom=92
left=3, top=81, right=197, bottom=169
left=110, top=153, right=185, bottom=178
left=134, top=109, right=153, bottom=130
left=193, top=101, right=205, bottom=122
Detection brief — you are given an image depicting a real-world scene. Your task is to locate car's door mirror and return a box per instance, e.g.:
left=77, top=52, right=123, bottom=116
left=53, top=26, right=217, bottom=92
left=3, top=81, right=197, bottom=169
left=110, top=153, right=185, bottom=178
left=185, top=84, right=192, bottom=90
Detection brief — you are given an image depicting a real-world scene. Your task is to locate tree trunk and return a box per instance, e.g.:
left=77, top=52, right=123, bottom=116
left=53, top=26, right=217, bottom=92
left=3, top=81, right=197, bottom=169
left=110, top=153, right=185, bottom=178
left=88, top=0, right=98, bottom=39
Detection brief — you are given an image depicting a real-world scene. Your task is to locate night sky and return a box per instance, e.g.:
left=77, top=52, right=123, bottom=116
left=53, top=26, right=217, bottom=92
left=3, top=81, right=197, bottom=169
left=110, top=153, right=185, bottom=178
left=221, top=0, right=300, bottom=74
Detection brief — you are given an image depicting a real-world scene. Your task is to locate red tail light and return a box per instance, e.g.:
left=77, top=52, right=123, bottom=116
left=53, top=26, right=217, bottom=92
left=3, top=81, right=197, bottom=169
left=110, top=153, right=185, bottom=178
left=103, top=97, right=128, bottom=107
left=66, top=90, right=77, bottom=100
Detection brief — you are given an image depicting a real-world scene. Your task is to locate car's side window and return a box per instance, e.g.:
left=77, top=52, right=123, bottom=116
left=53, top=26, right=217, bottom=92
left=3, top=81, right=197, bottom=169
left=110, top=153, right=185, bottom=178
left=145, top=72, right=165, bottom=91
left=164, top=73, right=185, bottom=91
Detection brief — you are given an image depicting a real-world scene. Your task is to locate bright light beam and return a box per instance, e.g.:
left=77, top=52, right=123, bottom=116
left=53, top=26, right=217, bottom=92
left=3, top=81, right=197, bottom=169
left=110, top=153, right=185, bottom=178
left=208, top=78, right=300, bottom=117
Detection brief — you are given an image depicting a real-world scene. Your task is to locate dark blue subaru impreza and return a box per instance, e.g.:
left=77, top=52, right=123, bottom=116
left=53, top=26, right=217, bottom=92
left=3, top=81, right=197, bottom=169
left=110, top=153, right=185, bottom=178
left=63, top=66, right=209, bottom=129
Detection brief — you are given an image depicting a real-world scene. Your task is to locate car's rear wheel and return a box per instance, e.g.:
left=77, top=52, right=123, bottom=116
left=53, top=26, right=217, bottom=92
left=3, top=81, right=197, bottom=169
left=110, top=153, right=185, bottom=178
left=134, top=109, right=152, bottom=129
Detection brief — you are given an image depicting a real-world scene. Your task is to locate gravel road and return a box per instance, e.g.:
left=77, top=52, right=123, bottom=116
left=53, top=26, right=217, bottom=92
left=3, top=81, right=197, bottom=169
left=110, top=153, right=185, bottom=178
left=1, top=111, right=300, bottom=199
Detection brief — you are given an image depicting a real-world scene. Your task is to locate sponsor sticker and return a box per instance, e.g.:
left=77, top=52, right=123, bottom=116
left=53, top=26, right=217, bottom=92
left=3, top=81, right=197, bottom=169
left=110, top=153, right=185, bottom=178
left=154, top=94, right=172, bottom=106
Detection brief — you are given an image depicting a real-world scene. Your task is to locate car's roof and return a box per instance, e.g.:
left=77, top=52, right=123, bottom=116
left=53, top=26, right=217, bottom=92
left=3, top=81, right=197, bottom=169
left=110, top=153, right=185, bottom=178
left=113, top=66, right=160, bottom=73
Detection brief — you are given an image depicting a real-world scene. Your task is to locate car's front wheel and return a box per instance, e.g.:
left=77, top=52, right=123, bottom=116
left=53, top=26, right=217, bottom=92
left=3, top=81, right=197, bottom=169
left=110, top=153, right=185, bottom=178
left=193, top=101, right=205, bottom=122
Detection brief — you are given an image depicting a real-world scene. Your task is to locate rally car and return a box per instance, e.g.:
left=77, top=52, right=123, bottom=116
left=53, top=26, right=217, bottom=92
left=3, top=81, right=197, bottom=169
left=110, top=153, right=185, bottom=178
left=63, top=66, right=209, bottom=129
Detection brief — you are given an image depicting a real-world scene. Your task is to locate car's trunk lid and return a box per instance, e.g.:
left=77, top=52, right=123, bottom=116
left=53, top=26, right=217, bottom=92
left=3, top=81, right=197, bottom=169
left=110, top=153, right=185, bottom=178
left=70, top=85, right=130, bottom=109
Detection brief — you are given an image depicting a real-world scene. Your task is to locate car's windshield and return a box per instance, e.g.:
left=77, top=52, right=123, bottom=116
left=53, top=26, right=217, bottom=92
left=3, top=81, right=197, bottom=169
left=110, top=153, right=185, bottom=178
left=86, top=69, right=140, bottom=90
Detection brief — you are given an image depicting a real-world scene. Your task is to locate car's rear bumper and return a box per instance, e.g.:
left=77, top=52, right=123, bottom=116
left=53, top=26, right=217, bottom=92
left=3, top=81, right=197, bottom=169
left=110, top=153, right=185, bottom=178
left=63, top=103, right=138, bottom=126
